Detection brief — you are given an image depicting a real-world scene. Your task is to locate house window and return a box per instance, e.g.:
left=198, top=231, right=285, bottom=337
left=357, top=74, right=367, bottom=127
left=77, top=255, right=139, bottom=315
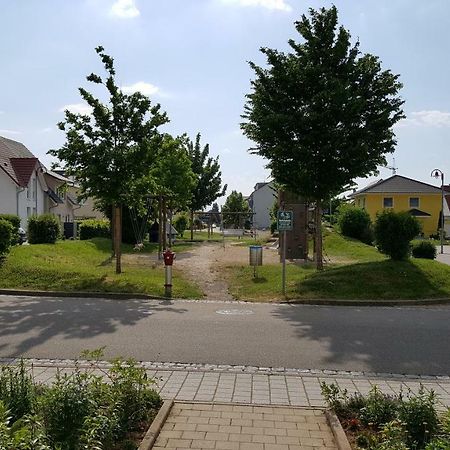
left=383, top=197, right=393, bottom=208
left=32, top=176, right=37, bottom=200
left=409, top=197, right=419, bottom=208
left=57, top=186, right=66, bottom=200
left=27, top=207, right=31, bottom=217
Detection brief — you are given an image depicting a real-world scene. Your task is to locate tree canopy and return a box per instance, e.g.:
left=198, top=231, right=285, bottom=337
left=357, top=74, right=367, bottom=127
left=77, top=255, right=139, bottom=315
left=49, top=46, right=168, bottom=213
left=185, top=133, right=227, bottom=212
left=222, top=191, right=251, bottom=228
left=241, top=6, right=404, bottom=203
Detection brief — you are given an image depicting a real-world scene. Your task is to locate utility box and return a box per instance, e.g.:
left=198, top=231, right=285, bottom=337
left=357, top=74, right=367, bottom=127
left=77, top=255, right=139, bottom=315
left=63, top=222, right=77, bottom=240
left=278, top=190, right=308, bottom=260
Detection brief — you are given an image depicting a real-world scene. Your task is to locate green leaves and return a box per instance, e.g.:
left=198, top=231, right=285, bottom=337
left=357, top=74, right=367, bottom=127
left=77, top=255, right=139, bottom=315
left=49, top=47, right=169, bottom=212
left=241, top=6, right=404, bottom=204
left=185, top=133, right=227, bottom=212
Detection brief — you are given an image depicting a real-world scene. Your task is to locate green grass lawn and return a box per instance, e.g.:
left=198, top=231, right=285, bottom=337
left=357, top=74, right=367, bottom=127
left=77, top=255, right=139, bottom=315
left=227, top=230, right=450, bottom=302
left=0, top=238, right=201, bottom=298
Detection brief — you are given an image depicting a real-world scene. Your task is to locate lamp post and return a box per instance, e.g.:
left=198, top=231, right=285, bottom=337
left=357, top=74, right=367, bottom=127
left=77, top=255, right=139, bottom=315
left=431, top=169, right=445, bottom=254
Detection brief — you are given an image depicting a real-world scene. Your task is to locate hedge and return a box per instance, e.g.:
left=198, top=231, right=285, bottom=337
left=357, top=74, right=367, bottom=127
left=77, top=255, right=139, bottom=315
left=0, top=219, right=13, bottom=256
left=412, top=241, right=437, bottom=260
left=337, top=205, right=373, bottom=244
left=0, top=214, right=20, bottom=244
left=28, top=214, right=60, bottom=244
left=79, top=219, right=110, bottom=240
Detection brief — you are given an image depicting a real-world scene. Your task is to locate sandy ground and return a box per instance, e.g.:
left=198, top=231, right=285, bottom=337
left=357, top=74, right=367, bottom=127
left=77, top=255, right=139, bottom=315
left=175, top=240, right=280, bottom=300
left=120, top=233, right=280, bottom=300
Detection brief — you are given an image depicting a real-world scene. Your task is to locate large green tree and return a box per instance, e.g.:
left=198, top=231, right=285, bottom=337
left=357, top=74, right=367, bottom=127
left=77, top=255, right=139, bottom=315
left=222, top=191, right=251, bottom=228
left=50, top=46, right=168, bottom=273
left=241, top=6, right=404, bottom=269
left=185, top=134, right=227, bottom=240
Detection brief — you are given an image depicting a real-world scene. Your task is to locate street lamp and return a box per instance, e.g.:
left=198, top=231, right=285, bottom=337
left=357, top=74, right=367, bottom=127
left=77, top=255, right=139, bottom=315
left=431, top=169, right=445, bottom=254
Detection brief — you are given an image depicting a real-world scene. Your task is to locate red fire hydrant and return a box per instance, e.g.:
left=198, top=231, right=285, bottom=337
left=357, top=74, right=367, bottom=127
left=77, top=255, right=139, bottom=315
left=163, top=249, right=175, bottom=297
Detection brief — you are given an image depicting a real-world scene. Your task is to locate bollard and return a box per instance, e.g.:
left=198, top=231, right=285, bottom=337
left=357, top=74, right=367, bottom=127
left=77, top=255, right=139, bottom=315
left=163, top=249, right=175, bottom=297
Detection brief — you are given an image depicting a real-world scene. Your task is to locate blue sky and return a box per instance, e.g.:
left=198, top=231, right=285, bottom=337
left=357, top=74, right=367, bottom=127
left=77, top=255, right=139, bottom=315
left=1, top=0, right=449, bottom=203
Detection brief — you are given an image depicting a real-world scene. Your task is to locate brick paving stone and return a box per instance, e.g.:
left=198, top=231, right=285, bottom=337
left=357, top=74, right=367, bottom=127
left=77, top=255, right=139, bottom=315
left=154, top=403, right=337, bottom=449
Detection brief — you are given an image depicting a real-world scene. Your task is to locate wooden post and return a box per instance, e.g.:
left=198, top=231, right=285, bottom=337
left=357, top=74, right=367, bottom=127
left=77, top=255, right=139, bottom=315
left=190, top=210, right=194, bottom=241
left=162, top=197, right=167, bottom=250
left=168, top=208, right=173, bottom=248
left=158, top=195, right=162, bottom=260
left=114, top=204, right=122, bottom=274
left=111, top=204, right=115, bottom=256
left=315, top=204, right=323, bottom=270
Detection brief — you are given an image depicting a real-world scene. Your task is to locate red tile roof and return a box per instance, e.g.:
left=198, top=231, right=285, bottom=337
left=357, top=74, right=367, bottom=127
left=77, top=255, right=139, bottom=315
left=0, top=136, right=39, bottom=187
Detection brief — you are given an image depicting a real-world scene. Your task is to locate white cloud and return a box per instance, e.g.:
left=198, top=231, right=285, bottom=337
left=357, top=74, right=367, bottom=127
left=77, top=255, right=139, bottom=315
left=220, top=0, right=292, bottom=12
left=397, top=110, right=450, bottom=128
left=122, top=81, right=161, bottom=96
left=59, top=103, right=92, bottom=115
left=40, top=127, right=54, bottom=133
left=0, top=129, right=22, bottom=135
left=111, top=0, right=140, bottom=18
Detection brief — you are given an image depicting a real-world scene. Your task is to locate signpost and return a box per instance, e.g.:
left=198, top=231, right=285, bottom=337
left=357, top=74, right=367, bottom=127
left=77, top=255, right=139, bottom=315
left=277, top=210, right=293, bottom=297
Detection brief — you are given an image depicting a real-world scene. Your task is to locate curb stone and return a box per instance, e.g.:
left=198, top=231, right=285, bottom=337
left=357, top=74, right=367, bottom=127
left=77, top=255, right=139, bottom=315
left=138, top=399, right=173, bottom=450
left=325, top=410, right=352, bottom=450
left=1, top=289, right=450, bottom=306
left=2, top=358, right=449, bottom=381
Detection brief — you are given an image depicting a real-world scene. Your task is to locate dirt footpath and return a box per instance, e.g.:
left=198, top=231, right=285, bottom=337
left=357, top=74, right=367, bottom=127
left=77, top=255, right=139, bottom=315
left=175, top=241, right=279, bottom=301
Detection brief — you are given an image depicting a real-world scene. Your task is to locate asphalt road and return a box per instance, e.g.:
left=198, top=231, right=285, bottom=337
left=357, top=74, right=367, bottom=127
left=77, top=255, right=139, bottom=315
left=0, top=295, right=449, bottom=376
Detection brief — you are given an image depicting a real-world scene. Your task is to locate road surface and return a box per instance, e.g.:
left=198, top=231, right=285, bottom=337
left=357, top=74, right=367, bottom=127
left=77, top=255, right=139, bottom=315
left=0, top=295, right=449, bottom=375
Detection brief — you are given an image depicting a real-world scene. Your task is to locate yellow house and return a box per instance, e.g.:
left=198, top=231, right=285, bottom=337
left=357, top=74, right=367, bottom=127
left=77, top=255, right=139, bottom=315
left=350, top=175, right=442, bottom=237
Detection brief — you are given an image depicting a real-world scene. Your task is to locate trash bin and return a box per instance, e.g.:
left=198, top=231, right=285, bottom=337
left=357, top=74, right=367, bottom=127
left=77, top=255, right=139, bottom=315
left=249, top=245, right=263, bottom=266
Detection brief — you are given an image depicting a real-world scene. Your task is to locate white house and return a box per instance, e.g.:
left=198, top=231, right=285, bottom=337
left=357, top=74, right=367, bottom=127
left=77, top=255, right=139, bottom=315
left=247, top=181, right=276, bottom=229
left=0, top=136, right=47, bottom=228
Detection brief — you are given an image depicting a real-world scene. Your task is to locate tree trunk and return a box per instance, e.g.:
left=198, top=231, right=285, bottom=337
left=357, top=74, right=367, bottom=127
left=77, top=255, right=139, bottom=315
left=315, top=204, right=323, bottom=270
left=114, top=204, right=122, bottom=274
left=111, top=204, right=116, bottom=256
left=168, top=209, right=173, bottom=248
left=158, top=196, right=162, bottom=259
left=162, top=197, right=167, bottom=250
left=190, top=210, right=194, bottom=241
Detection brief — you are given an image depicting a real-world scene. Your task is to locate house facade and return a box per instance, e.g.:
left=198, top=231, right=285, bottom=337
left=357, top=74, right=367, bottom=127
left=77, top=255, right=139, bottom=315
left=43, top=169, right=80, bottom=224
left=0, top=136, right=47, bottom=228
left=350, top=175, right=442, bottom=237
left=247, top=181, right=276, bottom=229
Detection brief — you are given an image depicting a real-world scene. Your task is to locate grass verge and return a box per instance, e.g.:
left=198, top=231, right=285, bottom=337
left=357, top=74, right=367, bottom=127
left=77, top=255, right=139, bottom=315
left=0, top=238, right=201, bottom=298
left=226, top=230, right=450, bottom=302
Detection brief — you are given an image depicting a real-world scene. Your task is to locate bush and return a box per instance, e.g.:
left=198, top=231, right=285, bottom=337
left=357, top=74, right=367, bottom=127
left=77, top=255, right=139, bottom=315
left=79, top=219, right=110, bottom=240
left=0, top=219, right=13, bottom=256
left=412, top=241, right=437, bottom=259
left=398, top=387, right=439, bottom=449
left=0, top=353, right=162, bottom=449
left=0, top=214, right=20, bottom=244
left=174, top=214, right=188, bottom=238
left=374, top=210, right=421, bottom=260
left=28, top=214, right=60, bottom=244
left=337, top=205, right=373, bottom=244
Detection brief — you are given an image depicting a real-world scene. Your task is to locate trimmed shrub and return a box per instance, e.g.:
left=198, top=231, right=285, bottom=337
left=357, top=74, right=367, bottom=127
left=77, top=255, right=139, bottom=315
left=374, top=210, right=421, bottom=260
left=79, top=219, right=110, bottom=240
left=0, top=214, right=20, bottom=244
left=337, top=205, right=373, bottom=244
left=28, top=214, right=60, bottom=244
left=0, top=219, right=13, bottom=256
left=412, top=241, right=437, bottom=260
left=174, top=214, right=188, bottom=237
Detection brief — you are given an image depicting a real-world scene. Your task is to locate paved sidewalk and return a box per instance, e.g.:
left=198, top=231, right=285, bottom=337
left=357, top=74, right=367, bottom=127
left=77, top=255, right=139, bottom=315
left=16, top=359, right=450, bottom=409
left=155, top=403, right=337, bottom=449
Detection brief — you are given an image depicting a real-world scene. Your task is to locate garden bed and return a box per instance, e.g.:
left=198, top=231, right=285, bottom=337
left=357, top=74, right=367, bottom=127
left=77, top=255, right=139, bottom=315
left=0, top=351, right=163, bottom=449
left=321, top=382, right=450, bottom=449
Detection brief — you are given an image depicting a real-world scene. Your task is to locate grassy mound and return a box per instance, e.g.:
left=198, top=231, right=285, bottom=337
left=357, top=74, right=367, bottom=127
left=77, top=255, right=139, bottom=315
left=0, top=238, right=201, bottom=298
left=227, top=230, right=450, bottom=301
